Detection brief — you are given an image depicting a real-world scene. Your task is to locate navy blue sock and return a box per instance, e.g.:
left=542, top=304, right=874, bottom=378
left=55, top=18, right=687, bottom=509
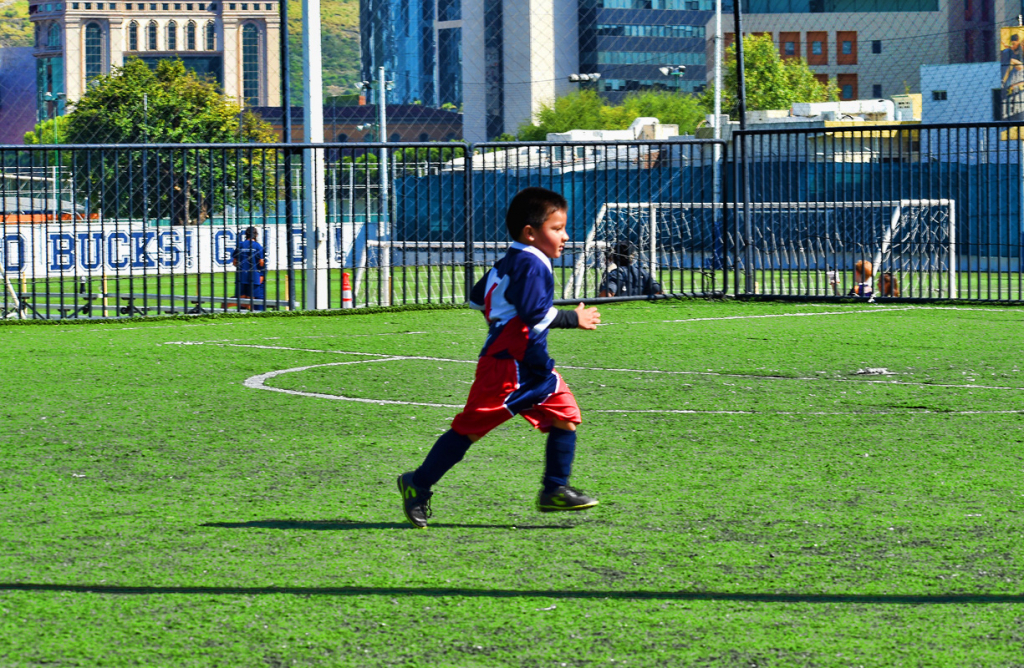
left=413, top=429, right=473, bottom=488
left=543, top=427, right=577, bottom=493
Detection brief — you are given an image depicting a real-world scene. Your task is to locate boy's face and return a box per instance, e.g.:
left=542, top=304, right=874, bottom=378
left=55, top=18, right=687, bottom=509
left=521, top=209, right=569, bottom=259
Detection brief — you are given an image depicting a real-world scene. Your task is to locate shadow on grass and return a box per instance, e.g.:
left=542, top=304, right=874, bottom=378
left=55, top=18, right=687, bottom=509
left=1, top=582, right=1021, bottom=604
left=200, top=520, right=579, bottom=531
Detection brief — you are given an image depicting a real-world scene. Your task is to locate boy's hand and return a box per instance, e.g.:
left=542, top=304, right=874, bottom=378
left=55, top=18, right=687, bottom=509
left=575, top=302, right=601, bottom=330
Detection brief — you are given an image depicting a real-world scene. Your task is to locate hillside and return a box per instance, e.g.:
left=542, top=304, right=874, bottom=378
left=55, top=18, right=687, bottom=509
left=287, top=0, right=362, bottom=104
left=0, top=1, right=32, bottom=48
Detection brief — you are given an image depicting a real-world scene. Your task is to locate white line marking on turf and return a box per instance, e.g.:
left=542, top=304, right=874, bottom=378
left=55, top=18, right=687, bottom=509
left=243, top=362, right=1024, bottom=415
left=244, top=361, right=463, bottom=408
left=240, top=353, right=1024, bottom=416
left=169, top=339, right=1024, bottom=393
left=603, top=305, right=1022, bottom=327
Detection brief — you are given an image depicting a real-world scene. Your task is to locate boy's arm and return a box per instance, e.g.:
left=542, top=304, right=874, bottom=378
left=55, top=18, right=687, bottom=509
left=549, top=303, right=600, bottom=330
left=468, top=273, right=491, bottom=320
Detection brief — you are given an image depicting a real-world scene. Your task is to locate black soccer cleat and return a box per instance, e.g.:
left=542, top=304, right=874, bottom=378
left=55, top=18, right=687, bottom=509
left=537, top=485, right=599, bottom=513
left=397, top=472, right=433, bottom=529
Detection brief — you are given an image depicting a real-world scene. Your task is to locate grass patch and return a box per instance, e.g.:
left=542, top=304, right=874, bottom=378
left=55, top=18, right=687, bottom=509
left=2, top=300, right=1023, bottom=666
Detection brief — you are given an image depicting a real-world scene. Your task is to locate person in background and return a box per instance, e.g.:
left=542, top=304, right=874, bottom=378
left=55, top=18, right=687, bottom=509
left=598, top=241, right=662, bottom=298
left=880, top=272, right=900, bottom=297
left=232, top=226, right=266, bottom=311
left=849, top=260, right=874, bottom=299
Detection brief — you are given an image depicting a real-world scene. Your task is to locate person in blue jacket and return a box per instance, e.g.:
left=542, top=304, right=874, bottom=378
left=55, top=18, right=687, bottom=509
left=231, top=226, right=266, bottom=311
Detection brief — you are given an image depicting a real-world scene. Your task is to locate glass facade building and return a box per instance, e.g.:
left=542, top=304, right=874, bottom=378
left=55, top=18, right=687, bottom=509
left=579, top=0, right=730, bottom=100
left=360, top=0, right=463, bottom=108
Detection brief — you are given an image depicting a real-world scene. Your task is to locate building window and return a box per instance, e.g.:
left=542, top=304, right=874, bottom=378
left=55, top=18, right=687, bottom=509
left=596, top=51, right=705, bottom=66
left=871, top=40, right=881, bottom=54
left=932, top=90, right=947, bottom=101
left=205, top=20, right=215, bottom=50
left=837, top=73, right=857, bottom=100
left=872, top=84, right=882, bottom=97
left=806, top=31, right=827, bottom=65
left=128, top=21, right=138, bottom=50
left=186, top=21, right=196, bottom=50
left=85, top=22, right=103, bottom=80
left=241, top=23, right=259, bottom=104
left=147, top=20, right=157, bottom=49
left=780, top=32, right=799, bottom=59
left=166, top=20, right=176, bottom=49
left=837, top=31, right=857, bottom=65
left=47, top=22, right=60, bottom=48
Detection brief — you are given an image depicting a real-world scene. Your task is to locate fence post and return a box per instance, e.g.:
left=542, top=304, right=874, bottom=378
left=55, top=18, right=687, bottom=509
left=464, top=144, right=475, bottom=301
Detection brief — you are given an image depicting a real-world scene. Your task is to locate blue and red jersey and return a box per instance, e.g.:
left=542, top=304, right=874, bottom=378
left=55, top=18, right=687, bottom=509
left=469, top=242, right=560, bottom=371
left=453, top=242, right=581, bottom=436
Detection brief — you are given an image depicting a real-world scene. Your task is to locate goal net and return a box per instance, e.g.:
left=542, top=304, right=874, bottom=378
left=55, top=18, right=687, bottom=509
left=567, top=199, right=956, bottom=298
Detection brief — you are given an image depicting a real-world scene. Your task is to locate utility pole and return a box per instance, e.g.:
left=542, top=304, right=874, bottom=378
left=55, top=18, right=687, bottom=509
left=302, top=0, right=327, bottom=309
left=377, top=66, right=392, bottom=306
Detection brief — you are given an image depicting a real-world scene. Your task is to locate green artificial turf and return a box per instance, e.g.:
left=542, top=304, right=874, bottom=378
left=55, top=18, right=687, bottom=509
left=2, top=300, right=1023, bottom=666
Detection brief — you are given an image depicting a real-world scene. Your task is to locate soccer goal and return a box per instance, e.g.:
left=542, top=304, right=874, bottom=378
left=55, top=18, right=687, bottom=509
left=567, top=199, right=956, bottom=299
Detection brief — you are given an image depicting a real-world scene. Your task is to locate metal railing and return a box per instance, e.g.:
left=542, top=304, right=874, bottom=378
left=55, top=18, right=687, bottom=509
left=731, top=121, right=1024, bottom=301
left=3, top=124, right=1024, bottom=320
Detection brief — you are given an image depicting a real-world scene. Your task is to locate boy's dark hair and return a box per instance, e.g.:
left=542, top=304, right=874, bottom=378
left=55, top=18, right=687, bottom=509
left=244, top=226, right=259, bottom=240
left=505, top=187, right=567, bottom=240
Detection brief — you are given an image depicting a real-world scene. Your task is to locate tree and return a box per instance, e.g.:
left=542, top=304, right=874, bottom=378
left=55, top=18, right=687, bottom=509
left=517, top=89, right=706, bottom=140
left=23, top=117, right=67, bottom=146
left=60, top=58, right=276, bottom=225
left=703, top=33, right=838, bottom=116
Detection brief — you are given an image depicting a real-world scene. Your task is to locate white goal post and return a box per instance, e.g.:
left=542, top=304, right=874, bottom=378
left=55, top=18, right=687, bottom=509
left=567, top=199, right=956, bottom=299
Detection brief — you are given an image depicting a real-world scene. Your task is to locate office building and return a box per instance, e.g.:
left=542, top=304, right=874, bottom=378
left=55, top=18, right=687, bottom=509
left=360, top=0, right=463, bottom=108
left=714, top=0, right=1017, bottom=101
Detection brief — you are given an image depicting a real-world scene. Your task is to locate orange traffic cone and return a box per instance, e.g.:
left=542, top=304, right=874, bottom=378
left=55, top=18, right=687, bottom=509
left=342, top=271, right=354, bottom=308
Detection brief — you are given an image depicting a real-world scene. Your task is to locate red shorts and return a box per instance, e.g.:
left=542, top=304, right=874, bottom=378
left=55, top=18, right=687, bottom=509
left=450, top=356, right=581, bottom=437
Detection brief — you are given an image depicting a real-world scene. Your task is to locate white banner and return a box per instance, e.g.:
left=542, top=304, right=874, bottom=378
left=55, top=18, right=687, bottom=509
left=0, top=220, right=389, bottom=279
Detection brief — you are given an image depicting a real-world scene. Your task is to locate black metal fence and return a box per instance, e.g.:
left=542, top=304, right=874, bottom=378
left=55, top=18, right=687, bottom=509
left=3, top=123, right=1024, bottom=320
left=732, top=122, right=1024, bottom=301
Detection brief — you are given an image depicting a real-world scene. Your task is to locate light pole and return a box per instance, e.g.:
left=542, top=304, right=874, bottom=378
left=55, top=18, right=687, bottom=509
left=42, top=91, right=65, bottom=225
left=358, top=70, right=394, bottom=305
left=658, top=65, right=686, bottom=82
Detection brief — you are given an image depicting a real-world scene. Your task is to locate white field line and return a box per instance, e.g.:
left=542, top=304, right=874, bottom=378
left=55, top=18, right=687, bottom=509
left=180, top=342, right=1024, bottom=392
left=236, top=353, right=1024, bottom=416
left=243, top=360, right=1024, bottom=416
left=602, top=304, right=1024, bottom=327
left=244, top=360, right=463, bottom=409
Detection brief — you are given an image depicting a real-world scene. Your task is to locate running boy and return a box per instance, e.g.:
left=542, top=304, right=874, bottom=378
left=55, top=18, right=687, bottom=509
left=397, top=187, right=601, bottom=528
